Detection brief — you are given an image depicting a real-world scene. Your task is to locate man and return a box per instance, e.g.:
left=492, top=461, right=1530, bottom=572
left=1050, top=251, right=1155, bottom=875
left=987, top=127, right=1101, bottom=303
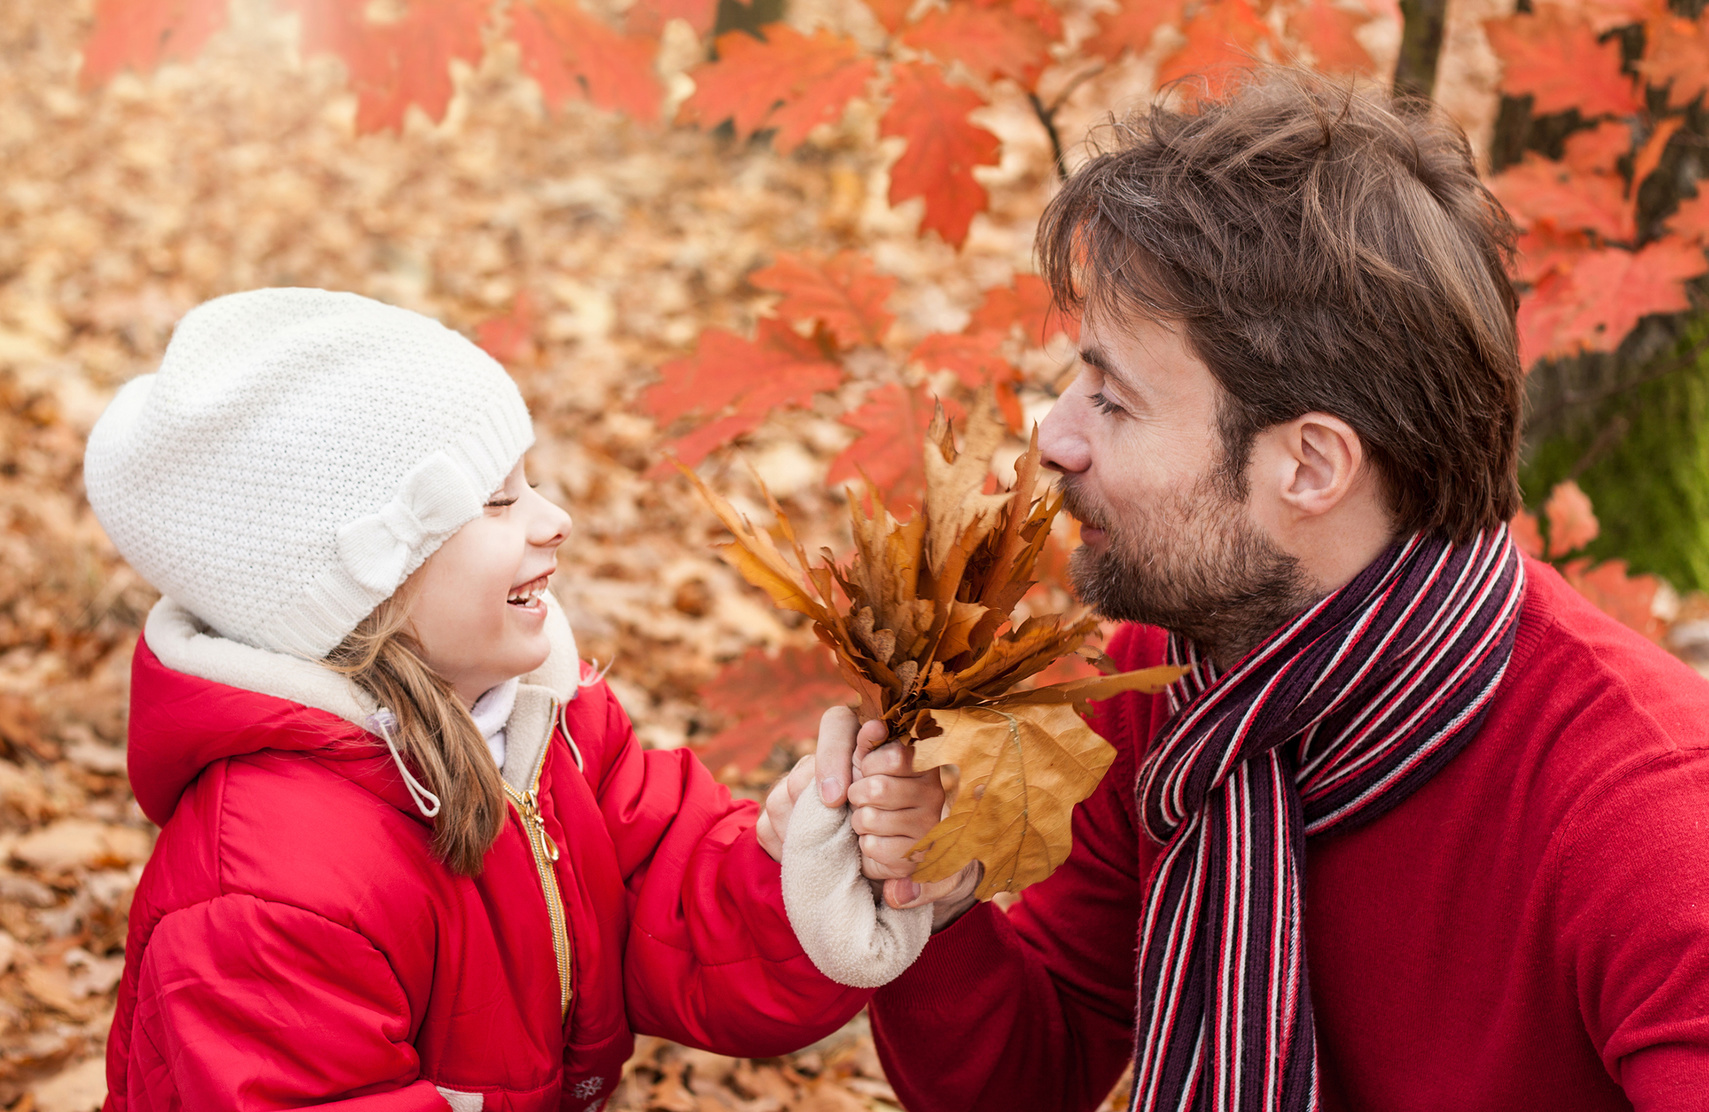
left=812, top=70, right=1709, bottom=1110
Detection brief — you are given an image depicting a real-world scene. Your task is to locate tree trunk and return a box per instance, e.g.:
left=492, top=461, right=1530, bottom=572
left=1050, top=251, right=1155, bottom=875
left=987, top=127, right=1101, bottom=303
left=1393, top=0, right=1450, bottom=100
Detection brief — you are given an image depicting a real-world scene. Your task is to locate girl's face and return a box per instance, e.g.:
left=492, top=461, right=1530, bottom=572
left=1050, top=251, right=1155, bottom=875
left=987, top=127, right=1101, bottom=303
left=405, top=459, right=572, bottom=706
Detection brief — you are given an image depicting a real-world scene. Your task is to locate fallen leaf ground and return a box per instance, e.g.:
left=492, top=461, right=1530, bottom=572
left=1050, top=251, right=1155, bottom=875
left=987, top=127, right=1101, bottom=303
left=0, top=1, right=1607, bottom=1109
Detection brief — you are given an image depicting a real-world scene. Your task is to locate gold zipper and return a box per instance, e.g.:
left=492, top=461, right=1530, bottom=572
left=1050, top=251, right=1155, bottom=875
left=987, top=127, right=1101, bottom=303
left=503, top=750, right=574, bottom=1018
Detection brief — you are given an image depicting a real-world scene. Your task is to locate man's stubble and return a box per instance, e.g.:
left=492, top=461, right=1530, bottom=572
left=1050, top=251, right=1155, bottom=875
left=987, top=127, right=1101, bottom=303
left=1061, top=466, right=1321, bottom=669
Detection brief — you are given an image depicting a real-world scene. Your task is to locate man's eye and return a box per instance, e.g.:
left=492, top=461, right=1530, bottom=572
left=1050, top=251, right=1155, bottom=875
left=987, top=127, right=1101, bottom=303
left=1089, top=391, right=1124, bottom=415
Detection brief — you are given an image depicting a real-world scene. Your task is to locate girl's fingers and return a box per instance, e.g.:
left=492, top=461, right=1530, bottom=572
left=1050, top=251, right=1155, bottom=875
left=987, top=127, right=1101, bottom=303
left=815, top=707, right=859, bottom=807
left=784, top=753, right=816, bottom=804
left=857, top=834, right=926, bottom=879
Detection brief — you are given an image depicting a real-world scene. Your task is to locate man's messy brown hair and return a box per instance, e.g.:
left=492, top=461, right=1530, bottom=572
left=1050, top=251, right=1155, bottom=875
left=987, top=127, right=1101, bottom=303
left=1038, top=68, right=1524, bottom=542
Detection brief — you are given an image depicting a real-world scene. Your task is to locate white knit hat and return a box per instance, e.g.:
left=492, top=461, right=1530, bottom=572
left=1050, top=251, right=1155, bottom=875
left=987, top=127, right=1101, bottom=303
left=85, top=288, right=534, bottom=659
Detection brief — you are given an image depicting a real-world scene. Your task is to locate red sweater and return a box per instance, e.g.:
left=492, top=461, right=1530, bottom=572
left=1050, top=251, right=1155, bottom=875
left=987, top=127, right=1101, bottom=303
left=871, top=559, right=1709, bottom=1111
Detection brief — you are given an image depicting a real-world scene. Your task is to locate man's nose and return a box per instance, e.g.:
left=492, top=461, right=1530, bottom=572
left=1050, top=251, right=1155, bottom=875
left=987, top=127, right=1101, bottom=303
left=1039, top=391, right=1090, bottom=475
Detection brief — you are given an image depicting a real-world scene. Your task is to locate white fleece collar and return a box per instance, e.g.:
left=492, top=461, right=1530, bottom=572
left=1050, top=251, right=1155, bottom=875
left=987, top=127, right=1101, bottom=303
left=144, top=592, right=583, bottom=792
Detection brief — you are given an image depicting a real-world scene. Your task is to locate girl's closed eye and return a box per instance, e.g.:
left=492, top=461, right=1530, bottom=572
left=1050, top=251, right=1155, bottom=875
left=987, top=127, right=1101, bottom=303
left=486, top=495, right=519, bottom=508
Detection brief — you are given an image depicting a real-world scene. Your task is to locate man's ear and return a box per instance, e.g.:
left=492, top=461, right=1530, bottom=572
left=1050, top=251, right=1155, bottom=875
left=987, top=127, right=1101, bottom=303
left=1267, top=412, right=1366, bottom=519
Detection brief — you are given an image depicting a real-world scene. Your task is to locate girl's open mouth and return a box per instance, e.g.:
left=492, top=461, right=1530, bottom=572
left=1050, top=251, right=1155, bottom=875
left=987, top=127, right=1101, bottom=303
left=507, top=573, right=550, bottom=611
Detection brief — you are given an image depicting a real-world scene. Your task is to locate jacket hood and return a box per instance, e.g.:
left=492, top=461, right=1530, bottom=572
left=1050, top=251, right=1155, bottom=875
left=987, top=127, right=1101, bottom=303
left=128, top=593, right=583, bottom=826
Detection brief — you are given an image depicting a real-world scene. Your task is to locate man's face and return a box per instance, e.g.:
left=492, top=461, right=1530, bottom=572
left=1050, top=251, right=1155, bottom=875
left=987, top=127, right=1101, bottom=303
left=1038, top=308, right=1315, bottom=664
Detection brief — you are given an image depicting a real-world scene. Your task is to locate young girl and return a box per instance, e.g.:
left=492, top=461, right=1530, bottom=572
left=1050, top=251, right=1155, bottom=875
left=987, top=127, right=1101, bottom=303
left=85, top=288, right=943, bottom=1111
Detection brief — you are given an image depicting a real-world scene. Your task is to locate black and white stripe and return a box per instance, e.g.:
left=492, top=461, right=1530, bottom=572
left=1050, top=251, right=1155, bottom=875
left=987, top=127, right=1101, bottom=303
left=1130, top=530, right=1525, bottom=1112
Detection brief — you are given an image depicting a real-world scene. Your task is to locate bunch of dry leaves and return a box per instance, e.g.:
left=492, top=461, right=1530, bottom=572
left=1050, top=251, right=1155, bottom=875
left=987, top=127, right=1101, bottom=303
left=690, top=400, right=1181, bottom=898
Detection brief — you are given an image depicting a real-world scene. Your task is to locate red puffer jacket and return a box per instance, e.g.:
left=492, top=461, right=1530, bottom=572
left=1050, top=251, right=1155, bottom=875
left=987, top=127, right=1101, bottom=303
left=105, top=598, right=867, bottom=1111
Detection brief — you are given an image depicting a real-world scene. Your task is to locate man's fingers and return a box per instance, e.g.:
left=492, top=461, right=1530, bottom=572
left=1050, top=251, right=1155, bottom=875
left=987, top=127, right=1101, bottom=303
left=815, top=706, right=859, bottom=807
left=851, top=718, right=889, bottom=780
left=885, top=862, right=982, bottom=910
left=857, top=740, right=917, bottom=778
left=857, top=833, right=926, bottom=878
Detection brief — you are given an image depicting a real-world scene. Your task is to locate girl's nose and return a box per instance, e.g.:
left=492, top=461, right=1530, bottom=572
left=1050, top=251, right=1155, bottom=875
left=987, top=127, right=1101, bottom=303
left=530, top=492, right=572, bottom=549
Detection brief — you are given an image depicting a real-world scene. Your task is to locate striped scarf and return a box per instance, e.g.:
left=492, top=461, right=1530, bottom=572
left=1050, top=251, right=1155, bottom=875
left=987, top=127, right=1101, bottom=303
left=1130, top=529, right=1526, bottom=1112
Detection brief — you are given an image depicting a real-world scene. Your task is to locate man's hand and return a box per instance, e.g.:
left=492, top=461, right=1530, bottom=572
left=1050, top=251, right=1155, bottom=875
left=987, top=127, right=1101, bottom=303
left=756, top=705, right=885, bottom=862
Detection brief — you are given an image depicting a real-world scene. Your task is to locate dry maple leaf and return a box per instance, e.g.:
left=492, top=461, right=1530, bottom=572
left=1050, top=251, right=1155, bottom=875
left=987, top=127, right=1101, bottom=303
left=686, top=398, right=1184, bottom=896
left=1544, top=479, right=1600, bottom=557
left=1643, top=14, right=1709, bottom=108
left=750, top=251, right=897, bottom=348
left=644, top=319, right=844, bottom=467
left=1485, top=9, right=1643, bottom=118
left=1547, top=241, right=1708, bottom=355
left=81, top=0, right=228, bottom=88
left=969, top=273, right=1079, bottom=345
left=826, top=383, right=955, bottom=505
left=1490, top=154, right=1636, bottom=244
left=900, top=3, right=1053, bottom=86
left=681, top=26, right=876, bottom=153
left=1089, top=0, right=1191, bottom=62
left=282, top=0, right=490, bottom=133
left=880, top=63, right=1002, bottom=248
left=1285, top=0, right=1378, bottom=74
left=510, top=0, right=663, bottom=122
left=697, top=645, right=850, bottom=775
left=1156, top=0, right=1278, bottom=90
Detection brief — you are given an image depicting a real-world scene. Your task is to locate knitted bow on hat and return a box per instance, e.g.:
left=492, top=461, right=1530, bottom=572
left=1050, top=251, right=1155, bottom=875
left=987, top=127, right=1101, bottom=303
left=336, top=452, right=483, bottom=595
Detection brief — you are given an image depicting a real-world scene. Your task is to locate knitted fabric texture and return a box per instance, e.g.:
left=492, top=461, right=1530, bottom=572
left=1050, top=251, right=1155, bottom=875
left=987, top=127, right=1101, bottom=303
left=1131, top=529, right=1525, bottom=1112
left=84, top=288, right=534, bottom=659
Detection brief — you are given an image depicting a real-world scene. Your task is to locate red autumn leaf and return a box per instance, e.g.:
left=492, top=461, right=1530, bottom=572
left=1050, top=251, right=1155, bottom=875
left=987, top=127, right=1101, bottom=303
left=1515, top=226, right=1593, bottom=284
left=1667, top=191, right=1709, bottom=243
left=865, top=0, right=915, bottom=33
left=681, top=26, right=876, bottom=153
left=900, top=3, right=1052, bottom=85
left=1286, top=0, right=1376, bottom=74
left=1516, top=268, right=1581, bottom=366
left=1630, top=117, right=1684, bottom=192
left=1511, top=509, right=1546, bottom=560
left=644, top=319, right=844, bottom=466
left=1156, top=0, right=1277, bottom=89
left=1561, top=120, right=1630, bottom=175
left=1561, top=558, right=1662, bottom=641
left=750, top=250, right=897, bottom=348
left=475, top=291, right=538, bottom=365
left=696, top=645, right=851, bottom=774
left=911, top=331, right=1024, bottom=427
left=1549, top=240, right=1709, bottom=355
left=510, top=0, right=662, bottom=122
left=880, top=62, right=1001, bottom=248
left=280, top=0, right=488, bottom=133
left=970, top=273, right=1079, bottom=344
left=81, top=0, right=228, bottom=88
left=625, top=0, right=719, bottom=36
left=827, top=383, right=964, bottom=505
left=991, top=0, right=1065, bottom=41
left=1536, top=0, right=1667, bottom=34
left=1644, top=15, right=1709, bottom=108
left=1490, top=154, right=1636, bottom=243
left=911, top=331, right=1013, bottom=390
left=1484, top=10, right=1642, bottom=117
left=1089, top=0, right=1192, bottom=62
left=1544, top=478, right=1599, bottom=556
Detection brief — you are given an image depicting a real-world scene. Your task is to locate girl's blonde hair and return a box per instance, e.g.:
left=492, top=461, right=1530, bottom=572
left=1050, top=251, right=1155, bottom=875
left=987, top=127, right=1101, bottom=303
left=325, top=588, right=506, bottom=876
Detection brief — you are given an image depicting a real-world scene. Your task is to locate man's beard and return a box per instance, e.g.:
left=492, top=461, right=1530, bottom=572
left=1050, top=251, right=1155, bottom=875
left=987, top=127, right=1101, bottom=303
left=1061, top=470, right=1321, bottom=669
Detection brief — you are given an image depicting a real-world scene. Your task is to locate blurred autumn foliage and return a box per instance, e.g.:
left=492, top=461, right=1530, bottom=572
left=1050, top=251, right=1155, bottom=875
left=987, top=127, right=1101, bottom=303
left=1, top=0, right=1705, bottom=1107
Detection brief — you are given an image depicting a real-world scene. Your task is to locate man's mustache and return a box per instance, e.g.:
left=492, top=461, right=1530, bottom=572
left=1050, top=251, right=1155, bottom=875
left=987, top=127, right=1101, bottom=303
left=1056, top=477, right=1108, bottom=535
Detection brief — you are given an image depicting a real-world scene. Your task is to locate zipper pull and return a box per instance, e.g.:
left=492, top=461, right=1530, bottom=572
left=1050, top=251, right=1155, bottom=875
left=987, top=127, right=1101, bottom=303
left=522, top=790, right=560, bottom=862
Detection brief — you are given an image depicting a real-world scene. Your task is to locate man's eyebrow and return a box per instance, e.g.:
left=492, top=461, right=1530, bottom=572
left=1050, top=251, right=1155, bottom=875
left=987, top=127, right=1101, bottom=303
left=1080, top=346, right=1138, bottom=395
